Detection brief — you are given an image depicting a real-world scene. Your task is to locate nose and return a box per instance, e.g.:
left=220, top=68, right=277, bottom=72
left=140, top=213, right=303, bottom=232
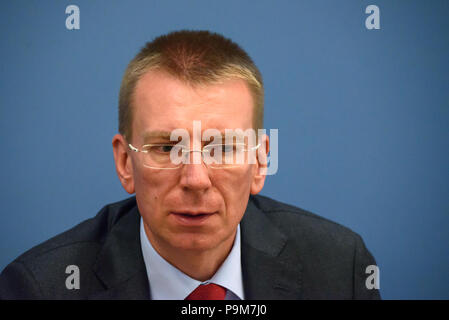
left=179, top=150, right=212, bottom=191
left=179, top=162, right=212, bottom=191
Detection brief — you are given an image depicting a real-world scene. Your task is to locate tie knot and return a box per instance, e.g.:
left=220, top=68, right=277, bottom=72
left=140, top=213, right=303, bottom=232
left=185, top=283, right=227, bottom=300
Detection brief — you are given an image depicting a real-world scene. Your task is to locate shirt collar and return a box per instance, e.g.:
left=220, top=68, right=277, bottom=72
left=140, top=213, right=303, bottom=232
left=140, top=217, right=244, bottom=300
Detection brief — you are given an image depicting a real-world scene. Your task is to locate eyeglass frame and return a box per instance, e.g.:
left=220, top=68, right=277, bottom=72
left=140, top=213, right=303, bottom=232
left=127, top=141, right=261, bottom=170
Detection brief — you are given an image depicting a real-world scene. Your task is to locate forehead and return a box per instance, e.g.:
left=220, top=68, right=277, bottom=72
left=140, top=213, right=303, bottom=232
left=131, top=70, right=254, bottom=140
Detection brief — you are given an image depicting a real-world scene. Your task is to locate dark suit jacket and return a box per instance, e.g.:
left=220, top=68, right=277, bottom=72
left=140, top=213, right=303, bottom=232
left=0, top=195, right=380, bottom=299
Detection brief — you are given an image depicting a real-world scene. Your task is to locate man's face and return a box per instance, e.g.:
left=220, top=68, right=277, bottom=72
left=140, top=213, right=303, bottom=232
left=127, top=70, right=265, bottom=253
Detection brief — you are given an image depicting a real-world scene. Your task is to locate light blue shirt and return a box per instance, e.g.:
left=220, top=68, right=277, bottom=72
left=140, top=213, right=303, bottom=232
left=140, top=218, right=244, bottom=300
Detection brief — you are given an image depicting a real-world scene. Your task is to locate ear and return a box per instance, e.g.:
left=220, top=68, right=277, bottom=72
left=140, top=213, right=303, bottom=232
left=250, top=133, right=269, bottom=195
left=112, top=134, right=135, bottom=194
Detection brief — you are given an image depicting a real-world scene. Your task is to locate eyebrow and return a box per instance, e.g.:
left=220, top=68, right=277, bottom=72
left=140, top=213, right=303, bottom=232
left=141, top=130, right=173, bottom=142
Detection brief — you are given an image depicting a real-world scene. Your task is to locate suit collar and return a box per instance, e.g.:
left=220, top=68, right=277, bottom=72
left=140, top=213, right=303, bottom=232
left=240, top=196, right=303, bottom=299
left=89, top=204, right=150, bottom=299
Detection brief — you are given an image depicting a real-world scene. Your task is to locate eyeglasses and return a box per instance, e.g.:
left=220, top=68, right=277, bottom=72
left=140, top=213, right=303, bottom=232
left=128, top=142, right=261, bottom=170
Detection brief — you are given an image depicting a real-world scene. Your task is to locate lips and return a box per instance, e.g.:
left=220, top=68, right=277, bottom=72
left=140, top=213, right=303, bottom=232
left=172, top=211, right=214, bottom=216
left=170, top=211, right=217, bottom=226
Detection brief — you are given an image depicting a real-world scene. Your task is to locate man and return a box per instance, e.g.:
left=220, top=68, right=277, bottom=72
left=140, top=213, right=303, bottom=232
left=0, top=30, right=380, bottom=299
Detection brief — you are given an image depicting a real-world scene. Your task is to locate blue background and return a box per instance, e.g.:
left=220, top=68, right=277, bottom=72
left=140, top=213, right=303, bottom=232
left=1, top=0, right=448, bottom=299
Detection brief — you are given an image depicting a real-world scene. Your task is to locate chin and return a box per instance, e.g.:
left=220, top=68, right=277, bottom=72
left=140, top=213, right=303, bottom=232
left=169, top=233, right=223, bottom=251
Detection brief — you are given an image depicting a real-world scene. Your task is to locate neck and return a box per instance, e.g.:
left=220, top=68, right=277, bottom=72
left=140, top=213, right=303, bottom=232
left=143, top=224, right=237, bottom=282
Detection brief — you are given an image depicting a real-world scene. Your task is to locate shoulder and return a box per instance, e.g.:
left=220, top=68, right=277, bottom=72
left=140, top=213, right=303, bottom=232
left=13, top=196, right=137, bottom=265
left=0, top=196, right=137, bottom=299
left=248, top=194, right=374, bottom=278
left=249, top=194, right=380, bottom=299
left=250, top=194, right=362, bottom=246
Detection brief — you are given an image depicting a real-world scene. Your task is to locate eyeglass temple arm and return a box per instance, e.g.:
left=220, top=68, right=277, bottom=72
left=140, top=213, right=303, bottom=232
left=128, top=143, right=139, bottom=152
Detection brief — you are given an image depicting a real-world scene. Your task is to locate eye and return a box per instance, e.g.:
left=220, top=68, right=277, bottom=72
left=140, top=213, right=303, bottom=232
left=204, top=144, right=234, bottom=155
left=147, top=145, right=175, bottom=153
left=162, top=145, right=175, bottom=153
left=221, top=144, right=234, bottom=153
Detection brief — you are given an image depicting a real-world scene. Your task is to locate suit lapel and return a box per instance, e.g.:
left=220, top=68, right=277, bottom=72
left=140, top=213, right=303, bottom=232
left=89, top=205, right=150, bottom=299
left=240, top=197, right=303, bottom=299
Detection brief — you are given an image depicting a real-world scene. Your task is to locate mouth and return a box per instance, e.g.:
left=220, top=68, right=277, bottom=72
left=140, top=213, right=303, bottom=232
left=170, top=211, right=217, bottom=226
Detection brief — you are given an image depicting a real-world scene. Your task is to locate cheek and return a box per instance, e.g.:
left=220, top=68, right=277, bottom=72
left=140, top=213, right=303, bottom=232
left=133, top=167, right=176, bottom=214
left=226, top=166, right=254, bottom=191
left=213, top=167, right=254, bottom=214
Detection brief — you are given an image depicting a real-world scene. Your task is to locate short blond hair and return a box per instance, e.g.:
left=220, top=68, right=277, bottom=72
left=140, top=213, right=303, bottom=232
left=118, top=30, right=264, bottom=140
